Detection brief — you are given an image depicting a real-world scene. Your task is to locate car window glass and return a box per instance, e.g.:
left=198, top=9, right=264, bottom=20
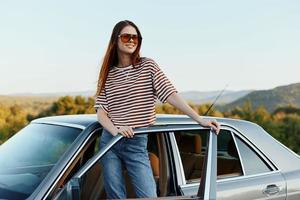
left=234, top=136, right=271, bottom=175
left=174, top=129, right=243, bottom=183
left=216, top=130, right=243, bottom=179
left=0, top=123, right=81, bottom=199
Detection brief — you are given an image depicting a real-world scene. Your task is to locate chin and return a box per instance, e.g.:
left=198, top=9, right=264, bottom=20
left=122, top=49, right=136, bottom=55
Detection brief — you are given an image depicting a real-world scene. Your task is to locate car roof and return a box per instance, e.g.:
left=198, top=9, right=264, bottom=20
left=31, top=113, right=255, bottom=129
left=31, top=114, right=300, bottom=171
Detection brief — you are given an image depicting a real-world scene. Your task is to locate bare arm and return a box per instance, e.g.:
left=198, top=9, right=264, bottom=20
left=97, top=108, right=134, bottom=137
left=166, top=92, right=220, bottom=133
left=97, top=108, right=118, bottom=136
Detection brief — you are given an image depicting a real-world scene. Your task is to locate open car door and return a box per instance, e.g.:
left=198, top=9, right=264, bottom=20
left=53, top=129, right=217, bottom=200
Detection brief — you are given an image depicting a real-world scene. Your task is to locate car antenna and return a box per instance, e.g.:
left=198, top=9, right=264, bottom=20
left=203, top=84, right=229, bottom=116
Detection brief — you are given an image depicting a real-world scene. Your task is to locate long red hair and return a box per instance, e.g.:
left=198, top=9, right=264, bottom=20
left=95, top=20, right=143, bottom=96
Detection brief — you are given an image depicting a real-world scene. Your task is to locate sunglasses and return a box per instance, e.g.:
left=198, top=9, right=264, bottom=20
left=118, top=34, right=141, bottom=44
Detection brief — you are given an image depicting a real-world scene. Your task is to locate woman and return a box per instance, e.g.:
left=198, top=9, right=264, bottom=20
left=94, top=20, right=220, bottom=199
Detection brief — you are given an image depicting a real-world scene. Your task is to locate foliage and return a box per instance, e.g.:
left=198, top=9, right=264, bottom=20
left=0, top=104, right=29, bottom=144
left=226, top=102, right=300, bottom=154
left=31, top=96, right=95, bottom=118
left=0, top=96, right=299, bottom=155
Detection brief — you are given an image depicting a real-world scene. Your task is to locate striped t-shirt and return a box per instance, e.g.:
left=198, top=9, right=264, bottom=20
left=94, top=57, right=177, bottom=128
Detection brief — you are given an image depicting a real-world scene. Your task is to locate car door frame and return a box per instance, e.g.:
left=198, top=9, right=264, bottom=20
left=52, top=125, right=218, bottom=200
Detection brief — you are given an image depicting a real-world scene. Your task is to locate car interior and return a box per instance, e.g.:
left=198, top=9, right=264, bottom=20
left=50, top=128, right=244, bottom=199
left=84, top=129, right=243, bottom=199
left=175, top=129, right=243, bottom=183
left=50, top=130, right=172, bottom=199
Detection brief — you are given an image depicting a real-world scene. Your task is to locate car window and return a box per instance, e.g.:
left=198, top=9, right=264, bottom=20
left=234, top=136, right=271, bottom=175
left=0, top=123, right=81, bottom=199
left=49, top=128, right=102, bottom=199
left=174, top=129, right=243, bottom=183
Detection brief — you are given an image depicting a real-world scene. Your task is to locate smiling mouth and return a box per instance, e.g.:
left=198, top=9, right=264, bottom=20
left=125, top=44, right=135, bottom=48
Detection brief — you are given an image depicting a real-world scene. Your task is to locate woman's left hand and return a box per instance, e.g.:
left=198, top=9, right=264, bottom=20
left=199, top=118, right=220, bottom=135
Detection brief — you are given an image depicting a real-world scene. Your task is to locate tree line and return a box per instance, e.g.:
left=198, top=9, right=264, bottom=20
left=0, top=96, right=299, bottom=155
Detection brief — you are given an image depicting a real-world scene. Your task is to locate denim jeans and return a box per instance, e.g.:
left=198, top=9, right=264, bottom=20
left=99, top=129, right=157, bottom=199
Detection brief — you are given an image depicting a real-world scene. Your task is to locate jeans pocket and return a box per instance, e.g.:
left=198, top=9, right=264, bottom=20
left=126, top=134, right=148, bottom=152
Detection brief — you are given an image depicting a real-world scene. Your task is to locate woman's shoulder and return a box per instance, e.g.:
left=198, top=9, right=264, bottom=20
left=140, top=57, right=156, bottom=64
left=139, top=57, right=160, bottom=71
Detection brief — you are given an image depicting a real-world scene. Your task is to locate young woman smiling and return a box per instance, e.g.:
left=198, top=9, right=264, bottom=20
left=94, top=20, right=220, bottom=199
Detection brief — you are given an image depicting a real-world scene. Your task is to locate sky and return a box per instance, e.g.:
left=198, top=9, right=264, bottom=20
left=0, top=0, right=299, bottom=95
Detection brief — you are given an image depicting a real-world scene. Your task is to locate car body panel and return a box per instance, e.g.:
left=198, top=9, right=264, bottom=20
left=166, top=125, right=287, bottom=200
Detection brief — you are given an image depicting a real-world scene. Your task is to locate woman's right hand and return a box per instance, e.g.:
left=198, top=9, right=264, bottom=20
left=116, top=126, right=134, bottom=138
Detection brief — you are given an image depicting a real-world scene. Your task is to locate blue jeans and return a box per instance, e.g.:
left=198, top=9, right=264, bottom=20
left=99, top=129, right=157, bottom=199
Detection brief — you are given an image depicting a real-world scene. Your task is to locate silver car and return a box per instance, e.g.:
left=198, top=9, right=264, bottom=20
left=0, top=114, right=299, bottom=199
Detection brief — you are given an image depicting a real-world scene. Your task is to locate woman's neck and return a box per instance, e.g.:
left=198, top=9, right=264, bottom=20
left=117, top=53, right=132, bottom=68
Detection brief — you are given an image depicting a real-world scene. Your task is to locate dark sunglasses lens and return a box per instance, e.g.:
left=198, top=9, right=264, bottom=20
left=132, top=35, right=139, bottom=43
left=120, top=34, right=131, bottom=43
left=120, top=34, right=140, bottom=43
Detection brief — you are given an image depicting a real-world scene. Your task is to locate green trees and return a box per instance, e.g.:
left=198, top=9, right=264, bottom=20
left=0, top=96, right=299, bottom=155
left=0, top=104, right=28, bottom=144
left=226, top=102, right=300, bottom=154
left=279, top=115, right=300, bottom=154
left=34, top=96, right=95, bottom=118
left=0, top=96, right=95, bottom=144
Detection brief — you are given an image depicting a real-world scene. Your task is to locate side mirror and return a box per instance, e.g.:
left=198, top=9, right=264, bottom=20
left=53, top=178, right=80, bottom=200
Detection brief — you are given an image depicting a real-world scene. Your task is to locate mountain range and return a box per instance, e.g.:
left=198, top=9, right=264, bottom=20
left=180, top=90, right=252, bottom=105
left=2, top=82, right=300, bottom=112
left=223, top=82, right=300, bottom=112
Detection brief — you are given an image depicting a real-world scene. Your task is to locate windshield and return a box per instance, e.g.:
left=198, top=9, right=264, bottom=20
left=0, top=123, right=81, bottom=199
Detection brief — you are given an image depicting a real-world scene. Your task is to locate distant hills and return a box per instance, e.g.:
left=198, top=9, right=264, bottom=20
left=5, top=90, right=252, bottom=105
left=223, top=83, right=300, bottom=112
left=6, top=90, right=95, bottom=97
left=180, top=90, right=252, bottom=105
left=2, top=82, right=300, bottom=113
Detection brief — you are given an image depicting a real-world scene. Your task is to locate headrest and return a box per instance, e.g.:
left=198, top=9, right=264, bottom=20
left=148, top=152, right=159, bottom=176
left=177, top=133, right=202, bottom=154
left=194, top=135, right=202, bottom=154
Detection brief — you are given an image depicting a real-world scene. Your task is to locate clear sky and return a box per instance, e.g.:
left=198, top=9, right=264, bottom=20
left=0, top=0, right=299, bottom=95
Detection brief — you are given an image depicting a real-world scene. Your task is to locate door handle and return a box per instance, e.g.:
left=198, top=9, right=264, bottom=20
left=263, top=184, right=281, bottom=196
